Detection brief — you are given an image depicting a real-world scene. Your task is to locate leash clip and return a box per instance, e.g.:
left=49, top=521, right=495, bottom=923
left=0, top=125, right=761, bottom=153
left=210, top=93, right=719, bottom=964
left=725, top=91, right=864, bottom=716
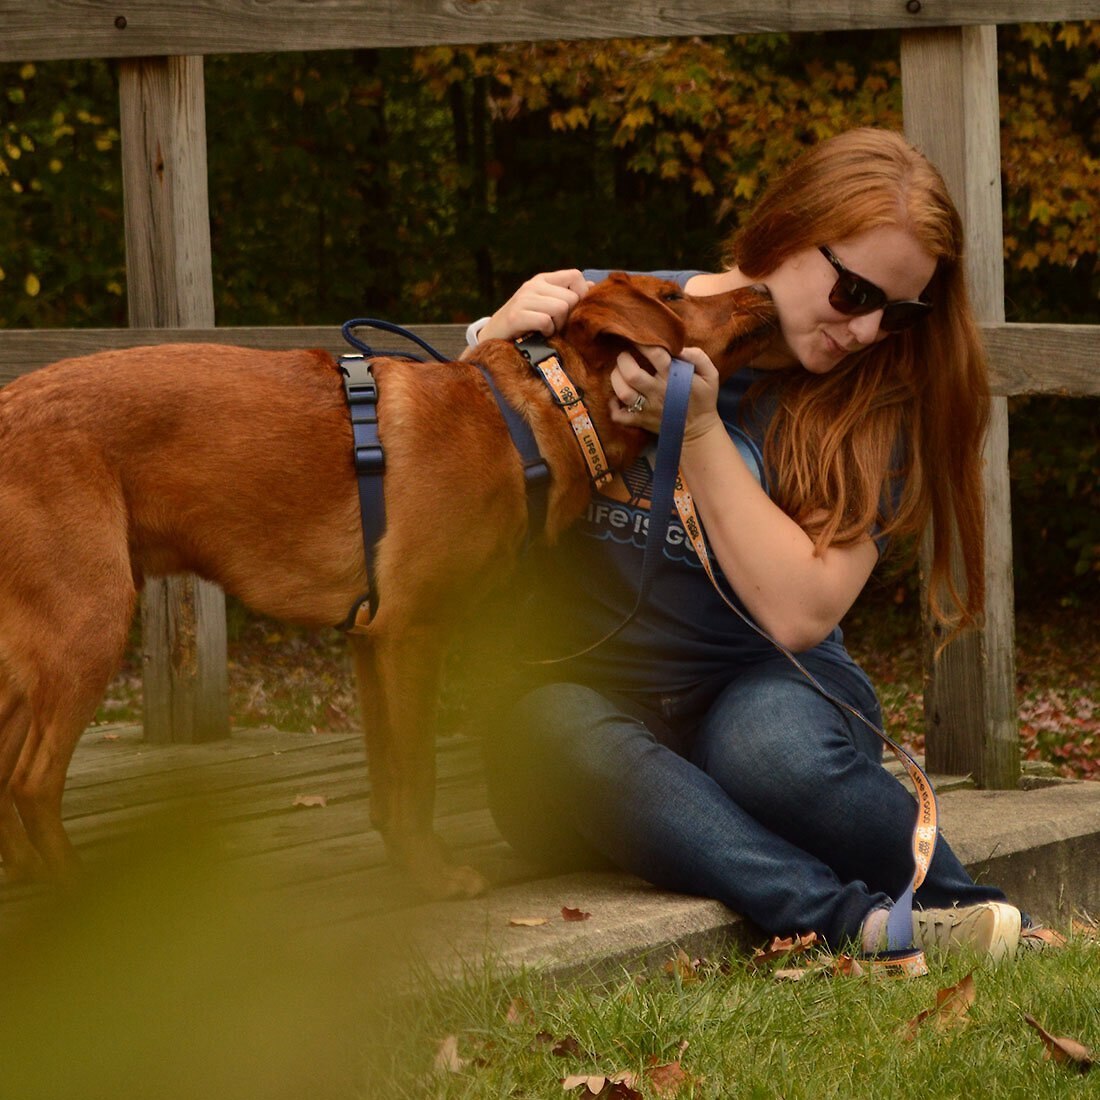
left=515, top=333, right=585, bottom=405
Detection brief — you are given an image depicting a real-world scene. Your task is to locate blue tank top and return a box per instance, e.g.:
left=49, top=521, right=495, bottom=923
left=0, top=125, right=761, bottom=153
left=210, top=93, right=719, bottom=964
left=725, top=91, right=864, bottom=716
left=515, top=268, right=854, bottom=695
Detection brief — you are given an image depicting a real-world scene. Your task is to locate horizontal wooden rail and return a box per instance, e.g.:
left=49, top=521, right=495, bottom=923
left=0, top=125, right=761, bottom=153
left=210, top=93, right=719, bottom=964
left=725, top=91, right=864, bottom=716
left=3, top=0, right=1100, bottom=62
left=1, top=322, right=1097, bottom=397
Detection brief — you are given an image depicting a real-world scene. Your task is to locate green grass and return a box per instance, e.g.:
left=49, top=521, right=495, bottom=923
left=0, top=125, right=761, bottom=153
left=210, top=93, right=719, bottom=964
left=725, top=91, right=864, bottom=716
left=360, top=938, right=1099, bottom=1098
left=5, top=820, right=1096, bottom=1099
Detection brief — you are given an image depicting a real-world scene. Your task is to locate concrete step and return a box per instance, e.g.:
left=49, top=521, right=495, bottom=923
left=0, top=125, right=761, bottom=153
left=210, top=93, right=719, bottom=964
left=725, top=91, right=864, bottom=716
left=367, top=778, right=1100, bottom=984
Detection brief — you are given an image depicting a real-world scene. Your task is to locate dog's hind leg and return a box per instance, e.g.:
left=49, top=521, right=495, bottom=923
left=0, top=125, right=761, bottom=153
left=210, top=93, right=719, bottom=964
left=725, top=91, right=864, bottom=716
left=369, top=622, right=487, bottom=900
left=6, top=583, right=136, bottom=881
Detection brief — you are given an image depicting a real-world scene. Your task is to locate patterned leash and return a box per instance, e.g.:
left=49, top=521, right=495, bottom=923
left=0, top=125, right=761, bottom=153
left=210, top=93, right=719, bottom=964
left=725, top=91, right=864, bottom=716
left=662, top=359, right=936, bottom=975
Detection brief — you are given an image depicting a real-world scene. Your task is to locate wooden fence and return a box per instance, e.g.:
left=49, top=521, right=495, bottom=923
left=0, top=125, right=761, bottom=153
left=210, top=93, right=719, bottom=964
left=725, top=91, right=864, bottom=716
left=2, top=1, right=1099, bottom=789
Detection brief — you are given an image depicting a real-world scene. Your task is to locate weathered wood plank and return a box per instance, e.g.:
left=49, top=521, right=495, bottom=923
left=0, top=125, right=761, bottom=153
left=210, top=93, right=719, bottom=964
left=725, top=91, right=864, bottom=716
left=65, top=726, right=361, bottom=789
left=3, top=0, right=1099, bottom=61
left=1, top=323, right=1097, bottom=395
left=981, top=324, right=1100, bottom=396
left=119, top=55, right=229, bottom=744
left=0, top=325, right=472, bottom=384
left=903, top=26, right=1019, bottom=790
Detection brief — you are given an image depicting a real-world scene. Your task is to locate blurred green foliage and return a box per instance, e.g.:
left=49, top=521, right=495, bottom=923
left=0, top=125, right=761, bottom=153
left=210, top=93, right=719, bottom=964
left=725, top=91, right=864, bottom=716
left=1, top=25, right=1096, bottom=602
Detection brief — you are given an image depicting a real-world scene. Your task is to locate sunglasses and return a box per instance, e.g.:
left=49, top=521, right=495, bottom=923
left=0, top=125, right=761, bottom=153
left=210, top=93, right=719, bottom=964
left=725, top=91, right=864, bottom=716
left=819, top=245, right=933, bottom=332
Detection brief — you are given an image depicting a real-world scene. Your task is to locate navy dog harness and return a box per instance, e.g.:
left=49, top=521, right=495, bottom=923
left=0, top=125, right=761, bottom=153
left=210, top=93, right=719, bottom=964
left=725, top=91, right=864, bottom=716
left=335, top=320, right=550, bottom=634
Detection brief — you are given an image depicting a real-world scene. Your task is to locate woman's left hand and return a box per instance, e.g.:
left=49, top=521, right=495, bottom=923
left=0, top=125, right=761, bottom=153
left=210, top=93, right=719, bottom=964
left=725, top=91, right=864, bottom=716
left=609, top=345, right=723, bottom=442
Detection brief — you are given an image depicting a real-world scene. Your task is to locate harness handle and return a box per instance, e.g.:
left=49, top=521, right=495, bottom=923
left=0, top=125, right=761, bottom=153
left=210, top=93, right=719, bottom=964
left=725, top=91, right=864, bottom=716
left=341, top=318, right=450, bottom=363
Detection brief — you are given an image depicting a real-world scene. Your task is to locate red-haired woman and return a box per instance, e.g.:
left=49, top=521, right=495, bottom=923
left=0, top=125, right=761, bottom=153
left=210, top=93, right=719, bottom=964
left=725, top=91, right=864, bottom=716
left=470, top=128, right=1021, bottom=963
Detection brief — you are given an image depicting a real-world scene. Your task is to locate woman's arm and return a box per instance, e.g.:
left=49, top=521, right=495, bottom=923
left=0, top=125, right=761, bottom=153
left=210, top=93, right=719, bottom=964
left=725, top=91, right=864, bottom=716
left=611, top=345, right=878, bottom=652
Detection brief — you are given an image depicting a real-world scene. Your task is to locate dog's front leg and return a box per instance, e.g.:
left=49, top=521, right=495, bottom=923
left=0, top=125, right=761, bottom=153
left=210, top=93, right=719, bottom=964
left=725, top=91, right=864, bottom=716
left=366, top=622, right=487, bottom=900
left=348, top=634, right=395, bottom=837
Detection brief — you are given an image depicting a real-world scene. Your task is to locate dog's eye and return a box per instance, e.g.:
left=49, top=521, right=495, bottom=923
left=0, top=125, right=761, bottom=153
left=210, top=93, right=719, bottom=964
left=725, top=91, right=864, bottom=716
left=661, top=291, right=684, bottom=302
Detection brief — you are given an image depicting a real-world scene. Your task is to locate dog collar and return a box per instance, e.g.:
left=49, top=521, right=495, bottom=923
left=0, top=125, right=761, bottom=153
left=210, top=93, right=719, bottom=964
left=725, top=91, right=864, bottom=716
left=514, top=334, right=614, bottom=489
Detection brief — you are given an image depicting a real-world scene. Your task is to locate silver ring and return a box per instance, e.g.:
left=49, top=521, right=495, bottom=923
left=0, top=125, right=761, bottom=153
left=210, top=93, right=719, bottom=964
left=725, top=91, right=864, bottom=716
left=628, top=394, right=647, bottom=415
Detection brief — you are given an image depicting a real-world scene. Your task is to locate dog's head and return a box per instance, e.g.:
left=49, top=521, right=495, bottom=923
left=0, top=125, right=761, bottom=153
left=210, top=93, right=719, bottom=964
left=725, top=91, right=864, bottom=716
left=563, top=271, right=777, bottom=381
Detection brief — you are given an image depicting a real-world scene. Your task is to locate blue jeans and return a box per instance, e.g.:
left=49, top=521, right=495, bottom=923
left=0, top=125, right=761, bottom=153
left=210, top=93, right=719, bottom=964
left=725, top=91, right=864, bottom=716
left=483, top=651, right=1007, bottom=948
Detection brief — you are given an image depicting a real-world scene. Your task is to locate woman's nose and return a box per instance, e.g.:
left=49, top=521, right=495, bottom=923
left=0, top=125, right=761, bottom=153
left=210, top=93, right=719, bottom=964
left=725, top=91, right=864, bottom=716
left=847, top=310, right=886, bottom=345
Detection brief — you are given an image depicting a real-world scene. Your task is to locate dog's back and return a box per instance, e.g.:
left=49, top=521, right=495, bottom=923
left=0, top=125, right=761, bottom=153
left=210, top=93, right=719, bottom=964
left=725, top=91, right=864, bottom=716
left=1, top=345, right=370, bottom=626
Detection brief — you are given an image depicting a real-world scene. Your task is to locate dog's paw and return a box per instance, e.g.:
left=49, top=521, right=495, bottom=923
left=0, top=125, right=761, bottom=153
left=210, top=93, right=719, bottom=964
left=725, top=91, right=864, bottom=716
left=438, top=863, right=489, bottom=900
left=409, top=856, right=488, bottom=901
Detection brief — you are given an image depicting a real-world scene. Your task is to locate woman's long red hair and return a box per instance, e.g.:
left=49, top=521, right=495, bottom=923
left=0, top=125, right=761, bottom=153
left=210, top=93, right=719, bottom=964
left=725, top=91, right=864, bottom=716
left=723, top=128, right=990, bottom=639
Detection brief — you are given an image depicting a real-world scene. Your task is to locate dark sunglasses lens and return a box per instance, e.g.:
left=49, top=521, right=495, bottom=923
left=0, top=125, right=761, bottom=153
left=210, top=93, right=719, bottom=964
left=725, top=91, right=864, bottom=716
left=879, top=301, right=932, bottom=332
left=829, top=274, right=885, bottom=316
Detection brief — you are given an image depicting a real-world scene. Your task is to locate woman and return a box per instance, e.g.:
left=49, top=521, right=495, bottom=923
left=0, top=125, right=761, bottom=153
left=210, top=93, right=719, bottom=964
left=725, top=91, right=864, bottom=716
left=467, top=128, right=1021, bottom=964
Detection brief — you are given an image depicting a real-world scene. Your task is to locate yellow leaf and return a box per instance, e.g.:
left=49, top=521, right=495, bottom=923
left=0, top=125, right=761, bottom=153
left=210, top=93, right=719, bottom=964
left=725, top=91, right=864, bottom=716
left=1057, top=24, right=1081, bottom=48
left=24, top=273, right=40, bottom=297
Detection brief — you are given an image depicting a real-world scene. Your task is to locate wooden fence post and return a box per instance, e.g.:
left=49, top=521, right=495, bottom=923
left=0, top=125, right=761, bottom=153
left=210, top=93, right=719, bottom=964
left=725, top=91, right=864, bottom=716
left=118, top=55, right=229, bottom=743
left=901, top=27, right=1019, bottom=789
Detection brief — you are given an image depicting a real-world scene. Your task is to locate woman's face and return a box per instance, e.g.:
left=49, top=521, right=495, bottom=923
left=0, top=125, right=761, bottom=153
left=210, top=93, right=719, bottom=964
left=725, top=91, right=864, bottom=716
left=760, top=225, right=937, bottom=374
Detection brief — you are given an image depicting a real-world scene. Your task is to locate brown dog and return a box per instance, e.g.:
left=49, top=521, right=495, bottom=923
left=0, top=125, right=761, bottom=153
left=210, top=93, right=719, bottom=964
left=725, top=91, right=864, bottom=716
left=0, top=274, right=776, bottom=899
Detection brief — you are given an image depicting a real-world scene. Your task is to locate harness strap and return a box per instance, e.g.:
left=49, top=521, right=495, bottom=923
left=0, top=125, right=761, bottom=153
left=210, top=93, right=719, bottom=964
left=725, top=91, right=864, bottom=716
left=515, top=334, right=614, bottom=489
left=673, top=477, right=936, bottom=974
left=471, top=362, right=550, bottom=547
left=338, top=354, right=385, bottom=634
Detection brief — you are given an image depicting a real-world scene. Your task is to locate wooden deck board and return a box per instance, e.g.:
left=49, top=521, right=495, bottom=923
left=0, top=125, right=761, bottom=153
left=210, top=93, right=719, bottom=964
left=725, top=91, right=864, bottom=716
left=1, top=725, right=515, bottom=934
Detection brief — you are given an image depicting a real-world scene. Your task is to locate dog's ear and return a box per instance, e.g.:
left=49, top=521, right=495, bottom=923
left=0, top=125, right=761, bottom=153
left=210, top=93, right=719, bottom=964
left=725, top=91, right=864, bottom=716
left=565, top=273, right=687, bottom=358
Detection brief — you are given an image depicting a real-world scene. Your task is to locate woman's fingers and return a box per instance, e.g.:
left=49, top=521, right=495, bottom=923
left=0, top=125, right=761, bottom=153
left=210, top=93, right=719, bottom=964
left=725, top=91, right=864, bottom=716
left=482, top=269, right=591, bottom=342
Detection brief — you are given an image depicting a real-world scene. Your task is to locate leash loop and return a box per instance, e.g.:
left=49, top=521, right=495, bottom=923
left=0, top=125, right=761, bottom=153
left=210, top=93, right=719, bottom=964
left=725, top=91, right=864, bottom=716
left=341, top=317, right=450, bottom=363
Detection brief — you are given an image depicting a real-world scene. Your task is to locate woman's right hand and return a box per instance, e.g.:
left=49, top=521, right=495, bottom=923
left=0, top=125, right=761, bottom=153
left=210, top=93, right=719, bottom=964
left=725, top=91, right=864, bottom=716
left=477, top=269, right=592, bottom=343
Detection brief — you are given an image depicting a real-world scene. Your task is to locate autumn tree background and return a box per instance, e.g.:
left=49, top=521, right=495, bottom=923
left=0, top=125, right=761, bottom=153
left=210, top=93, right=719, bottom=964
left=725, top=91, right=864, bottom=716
left=1, top=23, right=1097, bottom=605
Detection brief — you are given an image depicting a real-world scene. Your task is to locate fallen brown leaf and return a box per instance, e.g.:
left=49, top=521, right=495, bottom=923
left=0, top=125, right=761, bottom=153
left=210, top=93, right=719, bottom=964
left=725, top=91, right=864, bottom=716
left=562, top=906, right=592, bottom=922
left=750, top=931, right=818, bottom=968
left=1071, top=914, right=1100, bottom=940
left=552, top=1035, right=586, bottom=1059
left=562, top=1070, right=640, bottom=1096
left=645, top=1058, right=693, bottom=1097
left=663, top=948, right=703, bottom=981
left=902, top=973, right=976, bottom=1040
left=530, top=1030, right=557, bottom=1051
left=830, top=954, right=866, bottom=978
left=505, top=996, right=534, bottom=1026
left=772, top=966, right=811, bottom=982
left=1024, top=1013, right=1095, bottom=1071
left=509, top=916, right=549, bottom=927
left=1021, top=925, right=1068, bottom=948
left=433, top=1034, right=468, bottom=1073
left=292, top=793, right=327, bottom=808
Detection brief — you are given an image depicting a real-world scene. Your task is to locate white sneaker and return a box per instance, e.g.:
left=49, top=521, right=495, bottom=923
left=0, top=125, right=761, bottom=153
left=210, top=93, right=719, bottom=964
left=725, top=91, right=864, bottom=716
left=913, top=901, right=1021, bottom=961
